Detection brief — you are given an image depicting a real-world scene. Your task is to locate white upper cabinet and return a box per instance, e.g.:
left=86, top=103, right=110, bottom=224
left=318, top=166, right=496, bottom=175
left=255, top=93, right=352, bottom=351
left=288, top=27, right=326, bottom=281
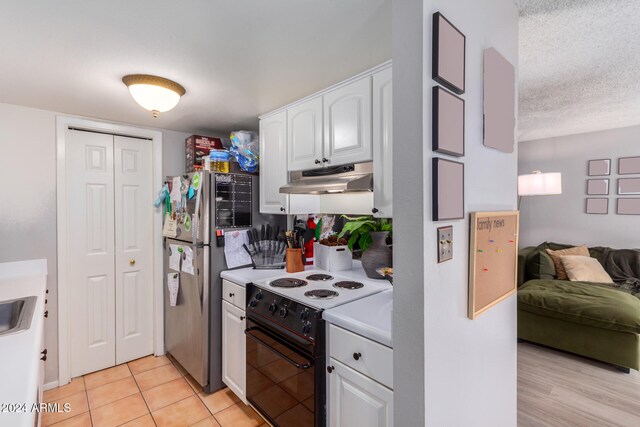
left=324, top=77, right=373, bottom=167
left=284, top=75, right=374, bottom=171
left=372, top=68, right=393, bottom=218
left=288, top=97, right=323, bottom=171
left=259, top=111, right=289, bottom=214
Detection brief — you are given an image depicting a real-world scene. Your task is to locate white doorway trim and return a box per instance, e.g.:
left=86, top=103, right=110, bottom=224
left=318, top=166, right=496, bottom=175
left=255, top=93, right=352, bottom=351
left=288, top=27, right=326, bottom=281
left=56, top=116, right=164, bottom=386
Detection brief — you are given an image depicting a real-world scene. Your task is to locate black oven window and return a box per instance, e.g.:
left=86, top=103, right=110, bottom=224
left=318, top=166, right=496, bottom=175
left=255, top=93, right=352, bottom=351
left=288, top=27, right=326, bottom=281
left=246, top=327, right=315, bottom=426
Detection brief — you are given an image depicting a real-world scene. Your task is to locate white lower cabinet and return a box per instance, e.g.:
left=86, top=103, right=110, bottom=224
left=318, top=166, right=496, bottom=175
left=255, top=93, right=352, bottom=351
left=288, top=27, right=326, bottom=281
left=221, top=299, right=246, bottom=403
left=329, top=359, right=394, bottom=427
left=328, top=324, right=393, bottom=427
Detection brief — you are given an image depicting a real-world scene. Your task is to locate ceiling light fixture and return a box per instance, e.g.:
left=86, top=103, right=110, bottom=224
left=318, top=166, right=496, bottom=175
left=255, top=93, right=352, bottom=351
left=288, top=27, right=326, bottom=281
left=122, top=74, right=185, bottom=118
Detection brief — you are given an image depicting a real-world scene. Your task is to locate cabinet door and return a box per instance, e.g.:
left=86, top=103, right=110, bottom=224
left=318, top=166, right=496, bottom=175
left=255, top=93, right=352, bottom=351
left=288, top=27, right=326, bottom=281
left=372, top=68, right=393, bottom=218
left=222, top=300, right=247, bottom=403
left=329, top=359, right=393, bottom=427
left=287, top=97, right=323, bottom=171
left=259, top=111, right=289, bottom=214
left=324, top=77, right=372, bottom=166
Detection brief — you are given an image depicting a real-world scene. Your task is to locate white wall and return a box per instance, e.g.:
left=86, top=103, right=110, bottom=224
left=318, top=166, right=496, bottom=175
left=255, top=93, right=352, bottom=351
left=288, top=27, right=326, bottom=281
left=0, top=102, right=190, bottom=385
left=393, top=1, right=519, bottom=426
left=519, top=125, right=640, bottom=249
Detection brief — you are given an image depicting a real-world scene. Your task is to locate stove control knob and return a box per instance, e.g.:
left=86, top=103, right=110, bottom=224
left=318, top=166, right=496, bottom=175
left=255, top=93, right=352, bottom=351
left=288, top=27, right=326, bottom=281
left=255, top=291, right=263, bottom=300
left=302, top=322, right=312, bottom=334
left=248, top=299, right=258, bottom=307
left=279, top=307, right=288, bottom=318
left=299, top=309, right=309, bottom=321
left=268, top=302, right=278, bottom=314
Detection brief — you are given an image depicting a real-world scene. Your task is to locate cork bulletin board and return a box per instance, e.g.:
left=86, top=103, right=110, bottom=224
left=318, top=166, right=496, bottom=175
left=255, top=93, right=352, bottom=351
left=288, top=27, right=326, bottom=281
left=468, top=211, right=519, bottom=319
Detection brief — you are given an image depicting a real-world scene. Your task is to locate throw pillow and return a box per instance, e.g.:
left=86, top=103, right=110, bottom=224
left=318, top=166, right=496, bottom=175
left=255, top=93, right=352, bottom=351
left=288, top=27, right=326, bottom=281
left=526, top=249, right=556, bottom=280
left=546, top=245, right=590, bottom=280
left=560, top=255, right=614, bottom=284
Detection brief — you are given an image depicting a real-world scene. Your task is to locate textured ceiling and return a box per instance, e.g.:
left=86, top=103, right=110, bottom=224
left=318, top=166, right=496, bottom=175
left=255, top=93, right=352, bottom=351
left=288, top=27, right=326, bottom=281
left=517, top=0, right=640, bottom=141
left=0, top=1, right=390, bottom=135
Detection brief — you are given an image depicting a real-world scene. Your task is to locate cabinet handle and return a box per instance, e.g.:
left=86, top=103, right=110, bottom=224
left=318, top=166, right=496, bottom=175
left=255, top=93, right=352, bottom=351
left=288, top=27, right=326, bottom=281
left=314, top=159, right=321, bottom=165
left=322, top=158, right=329, bottom=163
left=327, top=366, right=334, bottom=373
left=41, top=349, right=48, bottom=356
left=280, top=207, right=286, bottom=212
left=41, top=354, right=47, bottom=362
left=372, top=208, right=379, bottom=214
left=353, top=352, right=362, bottom=361
left=229, top=293, right=235, bottom=298
left=240, top=316, right=245, bottom=321
left=44, top=311, right=48, bottom=318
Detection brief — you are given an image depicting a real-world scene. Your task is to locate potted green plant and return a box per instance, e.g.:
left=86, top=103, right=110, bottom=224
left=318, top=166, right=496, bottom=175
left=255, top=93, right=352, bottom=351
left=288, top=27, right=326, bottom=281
left=338, top=216, right=392, bottom=279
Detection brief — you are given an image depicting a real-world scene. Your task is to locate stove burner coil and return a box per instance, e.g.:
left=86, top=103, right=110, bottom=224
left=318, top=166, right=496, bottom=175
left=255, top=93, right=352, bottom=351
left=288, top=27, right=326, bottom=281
left=306, top=274, right=334, bottom=281
left=333, top=281, right=364, bottom=290
left=304, top=289, right=339, bottom=299
left=270, top=278, right=308, bottom=288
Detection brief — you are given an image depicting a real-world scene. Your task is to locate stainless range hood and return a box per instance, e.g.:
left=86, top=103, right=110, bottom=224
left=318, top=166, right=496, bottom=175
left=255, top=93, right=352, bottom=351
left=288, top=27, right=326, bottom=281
left=279, top=162, right=373, bottom=195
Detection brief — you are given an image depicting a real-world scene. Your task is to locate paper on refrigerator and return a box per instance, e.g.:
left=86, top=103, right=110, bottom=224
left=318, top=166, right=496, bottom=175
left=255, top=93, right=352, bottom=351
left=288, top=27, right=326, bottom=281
left=170, top=176, right=182, bottom=204
left=181, top=246, right=195, bottom=275
left=167, top=273, right=179, bottom=307
left=224, top=230, right=252, bottom=269
left=162, top=213, right=177, bottom=238
left=169, top=244, right=182, bottom=271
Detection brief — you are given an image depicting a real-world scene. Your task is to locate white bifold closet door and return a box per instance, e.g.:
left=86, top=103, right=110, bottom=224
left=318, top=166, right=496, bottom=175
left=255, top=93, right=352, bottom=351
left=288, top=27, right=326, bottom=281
left=67, top=129, right=153, bottom=377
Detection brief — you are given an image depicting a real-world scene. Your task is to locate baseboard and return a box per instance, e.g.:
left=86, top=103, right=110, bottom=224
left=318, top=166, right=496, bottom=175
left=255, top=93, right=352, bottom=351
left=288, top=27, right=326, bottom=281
left=43, top=380, right=60, bottom=391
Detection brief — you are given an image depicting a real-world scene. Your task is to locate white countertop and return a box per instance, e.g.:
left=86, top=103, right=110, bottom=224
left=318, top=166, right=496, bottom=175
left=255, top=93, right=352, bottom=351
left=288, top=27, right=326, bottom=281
left=220, top=266, right=289, bottom=286
left=0, top=259, right=47, bottom=427
left=324, top=288, right=393, bottom=348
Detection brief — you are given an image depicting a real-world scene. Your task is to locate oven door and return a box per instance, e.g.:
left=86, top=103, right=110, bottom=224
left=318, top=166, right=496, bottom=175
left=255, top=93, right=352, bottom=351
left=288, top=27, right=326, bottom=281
left=245, top=317, right=319, bottom=427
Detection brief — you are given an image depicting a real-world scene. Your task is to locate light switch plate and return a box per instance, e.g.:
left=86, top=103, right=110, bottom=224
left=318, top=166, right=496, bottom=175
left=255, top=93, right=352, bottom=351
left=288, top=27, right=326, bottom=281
left=437, top=226, right=453, bottom=263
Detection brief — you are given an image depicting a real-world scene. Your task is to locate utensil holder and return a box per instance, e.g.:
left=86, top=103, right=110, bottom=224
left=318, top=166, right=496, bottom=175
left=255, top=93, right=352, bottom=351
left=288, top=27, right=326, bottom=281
left=286, top=248, right=304, bottom=273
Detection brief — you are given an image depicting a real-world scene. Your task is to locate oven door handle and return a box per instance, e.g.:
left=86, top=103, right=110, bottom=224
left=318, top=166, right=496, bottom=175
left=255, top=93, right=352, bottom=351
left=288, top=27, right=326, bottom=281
left=245, top=327, right=314, bottom=370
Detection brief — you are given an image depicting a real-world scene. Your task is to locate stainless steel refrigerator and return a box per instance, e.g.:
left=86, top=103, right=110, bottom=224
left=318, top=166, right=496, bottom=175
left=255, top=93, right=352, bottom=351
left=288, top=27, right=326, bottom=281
left=163, top=171, right=285, bottom=393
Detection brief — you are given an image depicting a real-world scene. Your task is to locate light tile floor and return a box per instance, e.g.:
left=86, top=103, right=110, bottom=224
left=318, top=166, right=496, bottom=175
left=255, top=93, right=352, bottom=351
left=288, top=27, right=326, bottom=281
left=42, top=355, right=268, bottom=427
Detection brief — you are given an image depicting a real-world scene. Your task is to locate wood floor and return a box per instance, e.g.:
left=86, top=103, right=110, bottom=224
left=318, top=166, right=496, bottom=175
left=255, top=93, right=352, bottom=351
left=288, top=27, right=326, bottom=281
left=518, top=342, right=640, bottom=427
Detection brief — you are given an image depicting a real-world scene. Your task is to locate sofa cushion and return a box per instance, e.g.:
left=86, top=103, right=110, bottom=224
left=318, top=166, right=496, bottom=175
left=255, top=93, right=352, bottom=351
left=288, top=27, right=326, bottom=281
left=546, top=245, right=590, bottom=280
left=526, top=245, right=556, bottom=280
left=518, top=279, right=640, bottom=334
left=561, top=255, right=614, bottom=284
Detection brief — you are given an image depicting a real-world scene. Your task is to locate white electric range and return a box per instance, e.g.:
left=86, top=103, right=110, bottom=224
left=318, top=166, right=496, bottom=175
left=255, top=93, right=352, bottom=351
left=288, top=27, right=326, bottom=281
left=253, top=269, right=392, bottom=310
left=245, top=266, right=392, bottom=427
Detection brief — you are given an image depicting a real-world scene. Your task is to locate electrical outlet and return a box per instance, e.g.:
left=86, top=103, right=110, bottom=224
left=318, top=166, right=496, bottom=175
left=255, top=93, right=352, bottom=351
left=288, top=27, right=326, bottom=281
left=437, top=226, right=453, bottom=263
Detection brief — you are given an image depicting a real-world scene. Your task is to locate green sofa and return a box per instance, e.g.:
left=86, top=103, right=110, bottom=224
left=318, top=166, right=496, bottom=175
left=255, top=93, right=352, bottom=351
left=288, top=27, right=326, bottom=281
left=517, top=243, right=640, bottom=372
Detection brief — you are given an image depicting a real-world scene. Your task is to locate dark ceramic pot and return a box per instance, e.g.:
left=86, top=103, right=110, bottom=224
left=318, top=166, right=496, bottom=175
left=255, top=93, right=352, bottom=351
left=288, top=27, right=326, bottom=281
left=361, top=231, right=392, bottom=279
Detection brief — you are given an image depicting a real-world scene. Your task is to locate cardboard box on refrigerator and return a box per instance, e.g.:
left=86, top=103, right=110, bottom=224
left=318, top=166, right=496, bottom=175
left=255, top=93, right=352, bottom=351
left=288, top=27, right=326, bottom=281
left=185, top=135, right=224, bottom=172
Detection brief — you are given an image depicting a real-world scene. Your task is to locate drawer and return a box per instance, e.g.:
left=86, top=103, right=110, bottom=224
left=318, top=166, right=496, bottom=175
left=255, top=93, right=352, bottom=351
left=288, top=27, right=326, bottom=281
left=329, top=324, right=393, bottom=389
left=222, top=279, right=246, bottom=309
